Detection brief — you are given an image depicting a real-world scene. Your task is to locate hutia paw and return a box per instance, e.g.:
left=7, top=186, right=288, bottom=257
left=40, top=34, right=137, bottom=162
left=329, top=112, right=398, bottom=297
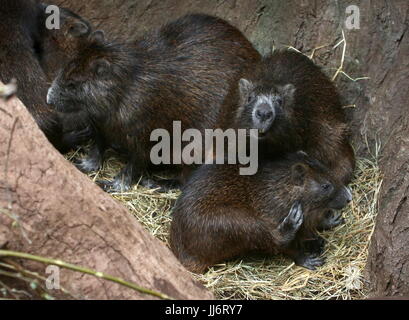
left=96, top=179, right=130, bottom=193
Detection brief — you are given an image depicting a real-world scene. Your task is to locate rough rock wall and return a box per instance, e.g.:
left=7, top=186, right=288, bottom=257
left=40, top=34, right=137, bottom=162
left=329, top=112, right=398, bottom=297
left=0, top=89, right=213, bottom=300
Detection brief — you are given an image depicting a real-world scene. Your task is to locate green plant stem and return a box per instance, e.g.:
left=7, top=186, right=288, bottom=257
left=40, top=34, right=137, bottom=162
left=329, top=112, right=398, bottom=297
left=0, top=250, right=173, bottom=300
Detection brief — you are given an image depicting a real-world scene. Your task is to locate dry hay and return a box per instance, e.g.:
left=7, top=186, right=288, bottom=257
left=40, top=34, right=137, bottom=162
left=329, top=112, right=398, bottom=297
left=1, top=33, right=378, bottom=300
left=60, top=35, right=378, bottom=300
left=1, top=137, right=381, bottom=301
left=75, top=34, right=377, bottom=300
left=193, top=156, right=382, bottom=300
left=71, top=148, right=381, bottom=300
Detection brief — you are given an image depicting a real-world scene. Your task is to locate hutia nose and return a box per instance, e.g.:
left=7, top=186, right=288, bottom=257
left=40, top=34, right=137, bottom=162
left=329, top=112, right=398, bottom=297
left=255, top=104, right=274, bottom=122
left=345, top=187, right=353, bottom=203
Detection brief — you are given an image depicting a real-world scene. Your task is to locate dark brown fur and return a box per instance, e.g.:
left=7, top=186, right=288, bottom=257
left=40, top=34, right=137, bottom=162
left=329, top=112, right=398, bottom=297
left=0, top=0, right=59, bottom=146
left=47, top=14, right=261, bottom=191
left=220, top=50, right=355, bottom=185
left=170, top=152, right=352, bottom=273
left=40, top=4, right=92, bottom=81
left=0, top=0, right=92, bottom=152
left=40, top=4, right=94, bottom=150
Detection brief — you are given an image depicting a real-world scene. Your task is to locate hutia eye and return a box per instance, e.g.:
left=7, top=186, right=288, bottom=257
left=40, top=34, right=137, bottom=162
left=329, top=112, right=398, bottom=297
left=247, top=93, right=255, bottom=103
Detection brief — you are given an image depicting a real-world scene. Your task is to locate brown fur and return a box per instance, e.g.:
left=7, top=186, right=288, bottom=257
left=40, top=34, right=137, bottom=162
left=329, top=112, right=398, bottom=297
left=40, top=4, right=92, bottom=81
left=47, top=14, right=261, bottom=191
left=219, top=50, right=355, bottom=185
left=0, top=0, right=92, bottom=152
left=170, top=152, right=351, bottom=273
left=0, top=0, right=59, bottom=146
left=41, top=4, right=94, bottom=150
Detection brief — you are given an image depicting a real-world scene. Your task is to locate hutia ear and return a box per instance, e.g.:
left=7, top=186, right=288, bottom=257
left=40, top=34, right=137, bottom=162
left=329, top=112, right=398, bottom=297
left=89, top=30, right=105, bottom=43
left=67, top=22, right=90, bottom=37
left=291, top=163, right=308, bottom=186
left=239, top=78, right=254, bottom=101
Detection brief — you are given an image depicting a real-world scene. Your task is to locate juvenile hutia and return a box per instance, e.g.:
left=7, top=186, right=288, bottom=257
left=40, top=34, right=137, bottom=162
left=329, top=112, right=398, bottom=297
left=169, top=151, right=352, bottom=273
left=219, top=50, right=355, bottom=185
left=0, top=0, right=93, bottom=152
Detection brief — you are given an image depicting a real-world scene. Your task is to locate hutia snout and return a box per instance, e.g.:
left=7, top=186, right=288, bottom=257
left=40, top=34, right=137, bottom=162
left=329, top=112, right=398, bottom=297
left=329, top=186, right=353, bottom=210
left=254, top=103, right=275, bottom=134
left=345, top=186, right=353, bottom=203
left=255, top=103, right=274, bottom=122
